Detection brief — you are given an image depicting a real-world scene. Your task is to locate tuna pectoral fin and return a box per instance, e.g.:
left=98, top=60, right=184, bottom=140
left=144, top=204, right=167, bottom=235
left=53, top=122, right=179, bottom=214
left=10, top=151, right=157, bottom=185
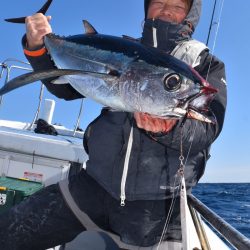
left=0, top=69, right=117, bottom=96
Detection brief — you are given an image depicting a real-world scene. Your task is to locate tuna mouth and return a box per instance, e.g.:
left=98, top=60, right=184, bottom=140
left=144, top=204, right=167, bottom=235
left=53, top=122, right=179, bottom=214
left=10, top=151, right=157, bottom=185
left=175, top=80, right=218, bottom=123
left=191, top=82, right=217, bottom=109
left=186, top=90, right=217, bottom=123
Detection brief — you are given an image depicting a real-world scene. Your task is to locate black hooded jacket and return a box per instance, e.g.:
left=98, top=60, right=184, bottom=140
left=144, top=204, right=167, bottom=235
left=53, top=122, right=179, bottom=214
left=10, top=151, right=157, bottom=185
left=23, top=0, right=227, bottom=201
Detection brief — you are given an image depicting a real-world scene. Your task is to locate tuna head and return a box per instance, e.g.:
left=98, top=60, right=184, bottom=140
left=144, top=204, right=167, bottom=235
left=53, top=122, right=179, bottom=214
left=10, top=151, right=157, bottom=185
left=45, top=33, right=216, bottom=121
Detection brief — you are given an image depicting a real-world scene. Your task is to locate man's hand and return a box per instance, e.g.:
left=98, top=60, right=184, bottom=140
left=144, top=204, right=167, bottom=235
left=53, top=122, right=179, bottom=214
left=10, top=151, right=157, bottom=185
left=134, top=112, right=178, bottom=133
left=25, top=13, right=52, bottom=49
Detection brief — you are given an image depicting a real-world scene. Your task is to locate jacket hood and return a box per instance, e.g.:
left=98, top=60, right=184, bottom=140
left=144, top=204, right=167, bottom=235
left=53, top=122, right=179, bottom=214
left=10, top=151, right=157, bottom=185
left=144, top=0, right=202, bottom=32
left=141, top=0, right=202, bottom=52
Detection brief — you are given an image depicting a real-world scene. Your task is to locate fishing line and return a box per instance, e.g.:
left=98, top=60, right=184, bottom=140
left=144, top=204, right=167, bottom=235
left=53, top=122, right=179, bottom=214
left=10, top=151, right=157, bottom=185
left=155, top=127, right=185, bottom=248
left=185, top=0, right=225, bottom=163
left=157, top=124, right=197, bottom=249
left=171, top=1, right=226, bottom=247
left=156, top=2, right=226, bottom=247
left=156, top=119, right=191, bottom=249
left=180, top=0, right=225, bottom=168
left=156, top=124, right=188, bottom=248
left=155, top=119, right=199, bottom=247
left=156, top=176, right=181, bottom=250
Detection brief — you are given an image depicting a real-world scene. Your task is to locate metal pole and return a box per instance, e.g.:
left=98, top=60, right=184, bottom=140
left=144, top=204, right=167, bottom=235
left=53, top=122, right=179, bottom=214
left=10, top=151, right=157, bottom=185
left=189, top=205, right=211, bottom=250
left=188, top=195, right=250, bottom=250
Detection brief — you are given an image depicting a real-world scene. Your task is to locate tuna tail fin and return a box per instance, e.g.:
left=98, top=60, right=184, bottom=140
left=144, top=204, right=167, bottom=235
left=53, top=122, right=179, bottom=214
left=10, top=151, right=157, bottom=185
left=5, top=0, right=53, bottom=23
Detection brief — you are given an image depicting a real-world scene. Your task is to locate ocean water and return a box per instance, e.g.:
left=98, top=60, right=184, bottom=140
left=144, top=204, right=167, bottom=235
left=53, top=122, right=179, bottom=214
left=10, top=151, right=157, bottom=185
left=192, top=183, right=250, bottom=242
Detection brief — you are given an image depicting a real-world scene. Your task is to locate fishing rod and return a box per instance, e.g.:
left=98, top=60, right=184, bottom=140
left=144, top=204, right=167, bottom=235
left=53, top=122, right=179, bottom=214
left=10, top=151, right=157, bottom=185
left=205, top=0, right=225, bottom=81
left=206, top=0, right=218, bottom=46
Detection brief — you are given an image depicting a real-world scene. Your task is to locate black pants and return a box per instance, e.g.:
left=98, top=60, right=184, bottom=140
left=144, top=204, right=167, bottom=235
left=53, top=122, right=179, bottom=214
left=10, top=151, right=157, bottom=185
left=0, top=170, right=181, bottom=250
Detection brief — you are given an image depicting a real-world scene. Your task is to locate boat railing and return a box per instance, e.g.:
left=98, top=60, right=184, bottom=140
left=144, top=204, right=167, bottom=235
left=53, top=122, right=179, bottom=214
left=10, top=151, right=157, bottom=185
left=0, top=58, right=32, bottom=105
left=0, top=58, right=85, bottom=136
left=188, top=194, right=250, bottom=250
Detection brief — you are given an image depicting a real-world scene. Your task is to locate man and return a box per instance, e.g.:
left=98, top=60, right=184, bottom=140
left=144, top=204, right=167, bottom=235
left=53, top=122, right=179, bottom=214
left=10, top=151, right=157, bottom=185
left=0, top=0, right=227, bottom=249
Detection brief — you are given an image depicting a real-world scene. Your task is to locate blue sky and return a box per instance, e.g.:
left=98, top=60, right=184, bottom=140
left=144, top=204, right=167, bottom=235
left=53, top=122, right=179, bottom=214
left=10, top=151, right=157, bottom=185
left=0, top=0, right=249, bottom=183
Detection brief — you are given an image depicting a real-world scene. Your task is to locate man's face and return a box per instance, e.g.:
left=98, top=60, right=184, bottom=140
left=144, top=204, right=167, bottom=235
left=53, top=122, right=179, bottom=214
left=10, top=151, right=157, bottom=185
left=147, top=0, right=189, bottom=24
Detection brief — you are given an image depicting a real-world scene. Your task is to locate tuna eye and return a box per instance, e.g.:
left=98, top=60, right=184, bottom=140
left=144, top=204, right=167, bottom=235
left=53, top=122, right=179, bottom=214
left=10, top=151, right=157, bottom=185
left=163, top=73, right=182, bottom=92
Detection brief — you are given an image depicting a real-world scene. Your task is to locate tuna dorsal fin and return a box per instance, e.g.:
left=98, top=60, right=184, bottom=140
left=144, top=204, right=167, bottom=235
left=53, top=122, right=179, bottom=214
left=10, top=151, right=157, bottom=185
left=82, top=20, right=98, bottom=34
left=5, top=0, right=53, bottom=23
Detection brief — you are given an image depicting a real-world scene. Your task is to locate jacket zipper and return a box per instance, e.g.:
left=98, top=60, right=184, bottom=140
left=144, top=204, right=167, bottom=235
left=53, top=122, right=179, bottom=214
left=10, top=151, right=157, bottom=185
left=120, top=126, right=134, bottom=206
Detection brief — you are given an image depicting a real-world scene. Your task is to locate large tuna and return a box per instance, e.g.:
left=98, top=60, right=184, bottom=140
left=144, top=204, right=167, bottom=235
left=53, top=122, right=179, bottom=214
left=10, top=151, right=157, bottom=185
left=1, top=0, right=217, bottom=122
